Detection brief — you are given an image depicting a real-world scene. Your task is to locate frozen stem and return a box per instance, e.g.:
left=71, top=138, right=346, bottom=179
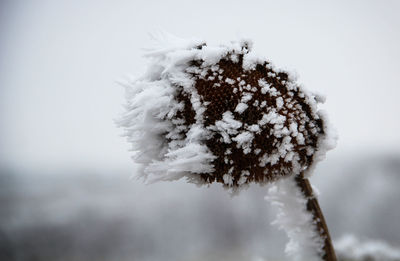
left=266, top=173, right=337, bottom=261
left=294, top=173, right=337, bottom=261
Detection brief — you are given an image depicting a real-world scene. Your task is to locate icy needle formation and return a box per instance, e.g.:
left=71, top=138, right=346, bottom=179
left=119, top=35, right=336, bottom=260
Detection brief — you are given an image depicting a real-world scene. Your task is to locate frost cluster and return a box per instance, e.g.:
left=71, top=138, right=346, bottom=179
left=118, top=33, right=336, bottom=187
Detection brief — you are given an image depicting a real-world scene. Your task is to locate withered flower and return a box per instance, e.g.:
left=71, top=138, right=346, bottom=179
left=119, top=38, right=332, bottom=188
left=119, top=36, right=337, bottom=260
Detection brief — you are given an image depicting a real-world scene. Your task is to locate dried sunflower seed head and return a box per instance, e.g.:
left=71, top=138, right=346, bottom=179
left=119, top=36, right=336, bottom=189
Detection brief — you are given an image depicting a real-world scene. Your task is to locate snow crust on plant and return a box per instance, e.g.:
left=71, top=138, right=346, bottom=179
left=335, top=234, right=400, bottom=261
left=118, top=32, right=336, bottom=185
left=118, top=33, right=248, bottom=183
left=265, top=177, right=325, bottom=261
left=118, top=33, right=215, bottom=183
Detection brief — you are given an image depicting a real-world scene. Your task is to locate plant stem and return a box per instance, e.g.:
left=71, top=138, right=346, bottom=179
left=294, top=173, right=337, bottom=261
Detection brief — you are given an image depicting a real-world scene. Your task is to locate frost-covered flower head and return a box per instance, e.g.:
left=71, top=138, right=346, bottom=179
left=119, top=34, right=336, bottom=189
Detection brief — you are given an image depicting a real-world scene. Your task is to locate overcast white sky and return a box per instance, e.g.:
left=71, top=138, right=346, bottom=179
left=1, top=0, right=399, bottom=171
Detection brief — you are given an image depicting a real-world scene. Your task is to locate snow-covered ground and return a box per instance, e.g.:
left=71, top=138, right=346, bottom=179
left=1, top=151, right=399, bottom=261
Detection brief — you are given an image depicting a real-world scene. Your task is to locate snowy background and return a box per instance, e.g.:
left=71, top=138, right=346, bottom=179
left=1, top=0, right=400, bottom=260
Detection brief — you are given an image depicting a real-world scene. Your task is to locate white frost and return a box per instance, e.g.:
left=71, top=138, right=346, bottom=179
left=225, top=78, right=235, bottom=85
left=276, top=97, right=284, bottom=109
left=223, top=173, right=233, bottom=186
left=232, top=131, right=254, bottom=154
left=235, top=102, right=249, bottom=113
left=265, top=177, right=324, bottom=261
left=212, top=111, right=243, bottom=143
